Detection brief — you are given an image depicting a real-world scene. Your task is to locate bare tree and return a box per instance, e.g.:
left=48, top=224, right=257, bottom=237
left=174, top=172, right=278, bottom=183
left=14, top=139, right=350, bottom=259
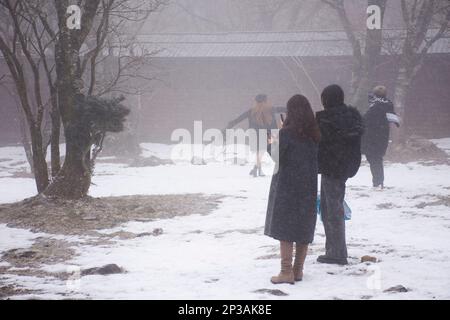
left=0, top=0, right=164, bottom=199
left=0, top=0, right=53, bottom=192
left=322, top=0, right=388, bottom=112
left=45, top=0, right=164, bottom=199
left=323, top=0, right=449, bottom=139
left=392, top=0, right=449, bottom=142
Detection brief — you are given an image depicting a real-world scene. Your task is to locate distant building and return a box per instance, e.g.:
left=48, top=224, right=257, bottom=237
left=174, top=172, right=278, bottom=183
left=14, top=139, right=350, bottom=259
left=131, top=30, right=450, bottom=142
left=1, top=30, right=449, bottom=144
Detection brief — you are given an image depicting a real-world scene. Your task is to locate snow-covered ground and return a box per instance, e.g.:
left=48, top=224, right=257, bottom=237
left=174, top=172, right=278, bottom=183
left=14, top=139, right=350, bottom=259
left=0, top=140, right=449, bottom=300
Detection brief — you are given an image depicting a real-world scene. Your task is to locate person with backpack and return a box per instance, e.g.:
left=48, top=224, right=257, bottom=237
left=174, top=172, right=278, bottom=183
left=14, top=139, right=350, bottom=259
left=316, top=85, right=364, bottom=265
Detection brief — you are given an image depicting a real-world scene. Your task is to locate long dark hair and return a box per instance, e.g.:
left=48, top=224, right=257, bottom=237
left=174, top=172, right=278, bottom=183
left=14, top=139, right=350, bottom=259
left=283, top=94, right=321, bottom=143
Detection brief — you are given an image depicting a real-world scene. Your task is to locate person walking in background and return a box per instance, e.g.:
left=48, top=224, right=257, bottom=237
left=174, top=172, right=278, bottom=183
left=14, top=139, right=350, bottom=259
left=227, top=94, right=285, bottom=177
left=264, top=94, right=321, bottom=284
left=361, top=86, right=401, bottom=190
left=316, top=85, right=364, bottom=265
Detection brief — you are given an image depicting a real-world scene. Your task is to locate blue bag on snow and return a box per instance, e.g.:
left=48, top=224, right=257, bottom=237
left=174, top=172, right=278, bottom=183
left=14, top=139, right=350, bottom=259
left=316, top=195, right=352, bottom=220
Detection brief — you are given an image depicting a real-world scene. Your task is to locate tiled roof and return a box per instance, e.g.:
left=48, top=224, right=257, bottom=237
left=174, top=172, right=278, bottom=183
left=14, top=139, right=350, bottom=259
left=133, top=30, right=450, bottom=58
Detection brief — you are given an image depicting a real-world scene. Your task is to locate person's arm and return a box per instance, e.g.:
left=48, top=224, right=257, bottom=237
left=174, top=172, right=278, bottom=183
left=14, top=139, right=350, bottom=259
left=227, top=110, right=250, bottom=129
left=386, top=113, right=401, bottom=127
left=385, top=101, right=400, bottom=127
left=268, top=129, right=289, bottom=164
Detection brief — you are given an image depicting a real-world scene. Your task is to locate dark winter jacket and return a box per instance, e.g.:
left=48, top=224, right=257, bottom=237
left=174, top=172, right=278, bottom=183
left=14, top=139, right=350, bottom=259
left=361, top=95, right=396, bottom=157
left=227, top=106, right=286, bottom=130
left=316, top=104, right=364, bottom=179
left=264, top=128, right=318, bottom=243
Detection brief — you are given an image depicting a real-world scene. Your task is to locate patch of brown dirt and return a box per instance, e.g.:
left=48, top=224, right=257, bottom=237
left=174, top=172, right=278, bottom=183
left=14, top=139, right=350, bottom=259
left=0, top=284, right=39, bottom=299
left=0, top=193, right=223, bottom=299
left=0, top=193, right=223, bottom=235
left=415, top=195, right=450, bottom=208
left=2, top=238, right=77, bottom=268
left=386, top=136, right=449, bottom=164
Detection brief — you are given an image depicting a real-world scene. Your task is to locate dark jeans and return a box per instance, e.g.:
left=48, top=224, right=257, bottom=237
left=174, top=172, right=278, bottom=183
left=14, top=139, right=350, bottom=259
left=320, top=175, right=348, bottom=259
left=366, top=154, right=384, bottom=187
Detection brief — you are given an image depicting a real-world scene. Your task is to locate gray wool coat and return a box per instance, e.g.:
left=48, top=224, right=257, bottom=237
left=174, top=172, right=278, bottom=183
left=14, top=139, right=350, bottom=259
left=264, top=128, right=318, bottom=243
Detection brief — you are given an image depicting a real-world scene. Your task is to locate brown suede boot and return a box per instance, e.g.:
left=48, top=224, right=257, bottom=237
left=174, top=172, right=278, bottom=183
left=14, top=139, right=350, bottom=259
left=270, top=241, right=295, bottom=285
left=293, top=244, right=308, bottom=282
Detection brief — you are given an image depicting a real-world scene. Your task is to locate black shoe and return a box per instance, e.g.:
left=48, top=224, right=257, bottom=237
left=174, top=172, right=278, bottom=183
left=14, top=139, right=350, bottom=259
left=249, top=166, right=258, bottom=177
left=317, top=255, right=348, bottom=265
left=258, top=167, right=265, bottom=177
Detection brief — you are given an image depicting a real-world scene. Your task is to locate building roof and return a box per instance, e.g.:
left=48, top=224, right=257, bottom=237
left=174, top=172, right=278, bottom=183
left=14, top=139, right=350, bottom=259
left=135, top=30, right=450, bottom=58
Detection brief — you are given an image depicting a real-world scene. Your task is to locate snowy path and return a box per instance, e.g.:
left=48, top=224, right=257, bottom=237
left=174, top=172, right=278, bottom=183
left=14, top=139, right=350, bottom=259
left=0, top=143, right=449, bottom=299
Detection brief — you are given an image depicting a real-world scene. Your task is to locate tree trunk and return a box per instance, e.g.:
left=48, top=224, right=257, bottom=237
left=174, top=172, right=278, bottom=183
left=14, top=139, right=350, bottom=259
left=350, top=69, right=370, bottom=111
left=43, top=67, right=92, bottom=199
left=43, top=123, right=91, bottom=199
left=15, top=101, right=34, bottom=174
left=29, top=125, right=49, bottom=193
left=50, top=90, right=61, bottom=177
left=346, top=0, right=385, bottom=113
left=349, top=57, right=363, bottom=101
left=43, top=28, right=92, bottom=199
left=43, top=0, right=102, bottom=199
left=393, top=66, right=412, bottom=144
left=359, top=1, right=384, bottom=112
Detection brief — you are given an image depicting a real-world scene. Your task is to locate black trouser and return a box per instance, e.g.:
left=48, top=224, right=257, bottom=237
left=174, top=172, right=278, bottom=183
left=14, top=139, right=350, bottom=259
left=320, top=175, right=348, bottom=259
left=366, top=153, right=384, bottom=187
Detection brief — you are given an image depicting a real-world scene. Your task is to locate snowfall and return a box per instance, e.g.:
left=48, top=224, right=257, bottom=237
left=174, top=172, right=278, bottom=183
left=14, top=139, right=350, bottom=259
left=0, top=138, right=450, bottom=300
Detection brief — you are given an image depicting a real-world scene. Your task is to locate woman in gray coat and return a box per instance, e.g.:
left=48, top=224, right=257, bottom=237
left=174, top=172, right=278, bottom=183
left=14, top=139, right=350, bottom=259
left=264, top=94, right=320, bottom=284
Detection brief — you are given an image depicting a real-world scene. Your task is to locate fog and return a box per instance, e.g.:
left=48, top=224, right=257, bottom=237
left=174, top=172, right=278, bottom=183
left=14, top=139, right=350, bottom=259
left=1, top=0, right=449, bottom=147
left=0, top=0, right=450, bottom=301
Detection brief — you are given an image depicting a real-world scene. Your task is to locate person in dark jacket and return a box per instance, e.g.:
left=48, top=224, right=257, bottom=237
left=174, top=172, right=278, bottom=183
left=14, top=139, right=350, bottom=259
left=227, top=94, right=286, bottom=177
left=361, top=86, right=400, bottom=189
left=316, top=85, right=364, bottom=265
left=264, top=94, right=321, bottom=284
